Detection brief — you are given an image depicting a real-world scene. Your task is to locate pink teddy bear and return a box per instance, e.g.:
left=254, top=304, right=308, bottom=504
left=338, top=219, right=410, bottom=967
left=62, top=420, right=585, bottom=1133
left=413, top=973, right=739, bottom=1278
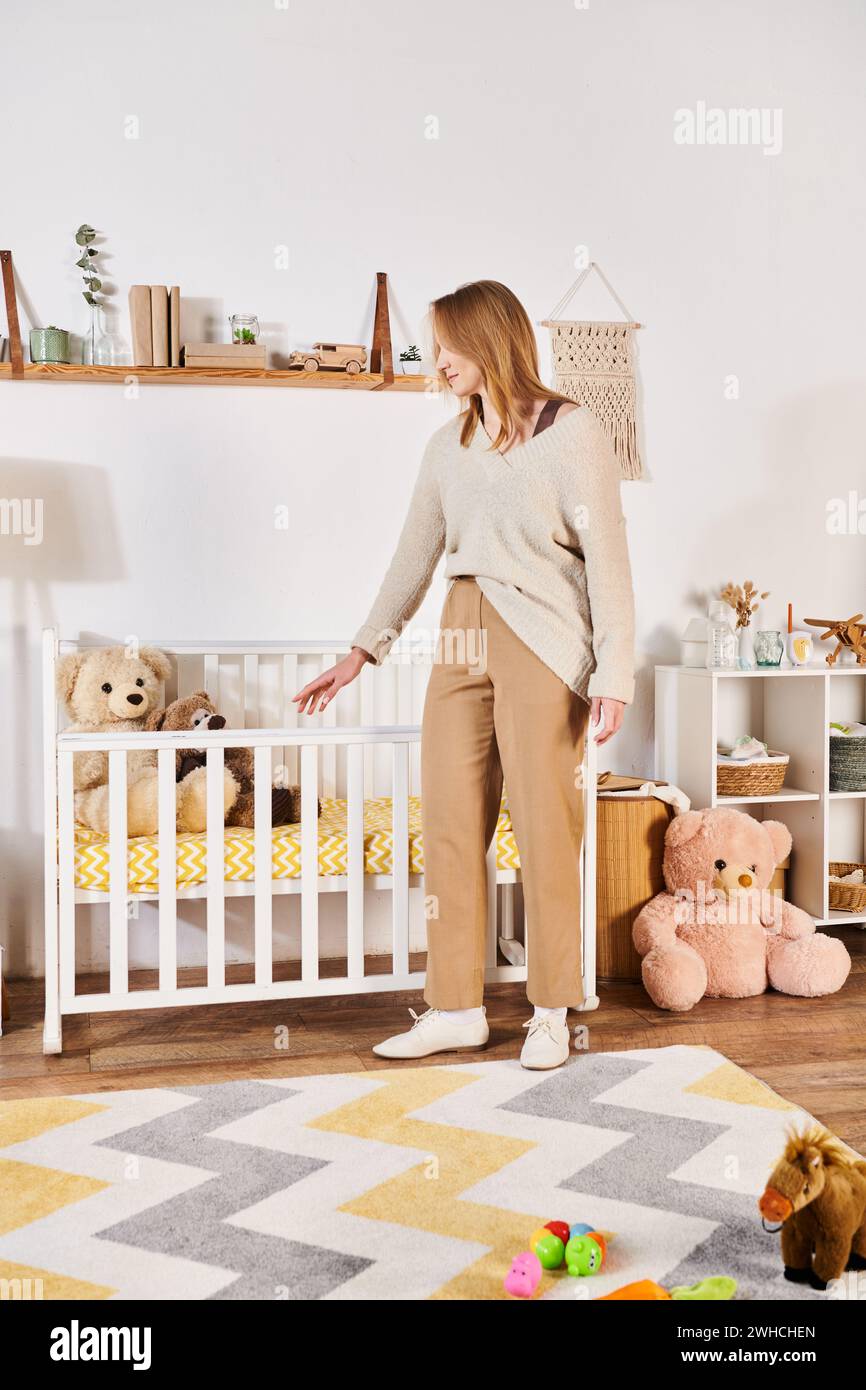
left=633, top=807, right=851, bottom=1012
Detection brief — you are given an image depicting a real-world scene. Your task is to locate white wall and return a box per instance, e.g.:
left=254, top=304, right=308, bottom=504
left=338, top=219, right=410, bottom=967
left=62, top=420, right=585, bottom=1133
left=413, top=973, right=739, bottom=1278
left=3, top=0, right=866, bottom=975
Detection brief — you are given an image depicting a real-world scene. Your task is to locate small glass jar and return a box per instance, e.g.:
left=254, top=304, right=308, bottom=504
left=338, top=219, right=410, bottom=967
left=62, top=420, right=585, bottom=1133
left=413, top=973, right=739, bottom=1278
left=754, top=629, right=784, bottom=667
left=706, top=601, right=738, bottom=669
left=229, top=313, right=260, bottom=345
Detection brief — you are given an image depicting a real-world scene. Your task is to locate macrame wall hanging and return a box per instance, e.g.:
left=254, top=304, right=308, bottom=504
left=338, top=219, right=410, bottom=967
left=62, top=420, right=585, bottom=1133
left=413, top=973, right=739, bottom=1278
left=541, top=262, right=644, bottom=480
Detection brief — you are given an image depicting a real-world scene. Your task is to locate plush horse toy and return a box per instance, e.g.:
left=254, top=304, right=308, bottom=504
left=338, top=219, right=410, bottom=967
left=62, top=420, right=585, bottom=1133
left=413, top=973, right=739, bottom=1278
left=759, top=1125, right=866, bottom=1289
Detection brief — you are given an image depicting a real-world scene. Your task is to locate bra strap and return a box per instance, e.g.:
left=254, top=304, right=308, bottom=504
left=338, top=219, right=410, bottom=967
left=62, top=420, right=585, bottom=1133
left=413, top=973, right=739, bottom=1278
left=532, top=398, right=564, bottom=437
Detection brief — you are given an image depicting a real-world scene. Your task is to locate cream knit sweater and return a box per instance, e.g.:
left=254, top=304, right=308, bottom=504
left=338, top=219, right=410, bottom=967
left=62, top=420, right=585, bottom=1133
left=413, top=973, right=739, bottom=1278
left=352, top=407, right=635, bottom=704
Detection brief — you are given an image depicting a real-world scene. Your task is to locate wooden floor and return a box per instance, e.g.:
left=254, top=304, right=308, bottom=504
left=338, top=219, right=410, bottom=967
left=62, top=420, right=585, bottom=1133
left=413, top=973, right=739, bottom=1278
left=3, top=925, right=865, bottom=1151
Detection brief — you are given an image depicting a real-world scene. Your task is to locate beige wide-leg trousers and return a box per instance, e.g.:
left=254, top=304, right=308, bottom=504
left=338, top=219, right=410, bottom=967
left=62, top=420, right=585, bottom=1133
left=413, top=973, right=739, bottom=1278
left=421, top=577, right=590, bottom=1010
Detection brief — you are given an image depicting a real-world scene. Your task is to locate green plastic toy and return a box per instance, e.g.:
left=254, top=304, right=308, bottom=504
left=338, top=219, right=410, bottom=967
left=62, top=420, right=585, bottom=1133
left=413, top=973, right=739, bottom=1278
left=565, top=1233, right=605, bottom=1277
left=669, top=1277, right=737, bottom=1301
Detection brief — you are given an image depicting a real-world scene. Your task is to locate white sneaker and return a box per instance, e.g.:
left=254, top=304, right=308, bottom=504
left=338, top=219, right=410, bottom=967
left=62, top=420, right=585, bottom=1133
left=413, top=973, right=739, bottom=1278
left=520, top=1015, right=571, bottom=1070
left=372, top=1007, right=489, bottom=1059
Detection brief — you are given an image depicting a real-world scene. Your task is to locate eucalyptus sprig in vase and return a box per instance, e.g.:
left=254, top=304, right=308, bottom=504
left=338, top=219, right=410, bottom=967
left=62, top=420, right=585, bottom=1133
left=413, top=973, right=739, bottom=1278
left=75, top=223, right=102, bottom=365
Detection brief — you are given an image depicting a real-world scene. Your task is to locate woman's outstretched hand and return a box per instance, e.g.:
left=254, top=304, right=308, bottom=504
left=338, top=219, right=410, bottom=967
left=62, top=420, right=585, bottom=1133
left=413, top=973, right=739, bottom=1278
left=293, top=647, right=370, bottom=716
left=590, top=696, right=625, bottom=745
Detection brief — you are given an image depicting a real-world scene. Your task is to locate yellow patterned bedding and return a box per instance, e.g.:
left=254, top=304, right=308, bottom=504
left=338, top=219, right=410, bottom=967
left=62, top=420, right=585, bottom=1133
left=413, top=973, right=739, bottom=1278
left=74, top=795, right=520, bottom=894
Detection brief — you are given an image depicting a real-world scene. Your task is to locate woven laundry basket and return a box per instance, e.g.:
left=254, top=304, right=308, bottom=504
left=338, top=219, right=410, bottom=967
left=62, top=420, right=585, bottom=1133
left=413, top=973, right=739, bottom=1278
left=596, top=790, right=791, bottom=982
left=828, top=862, right=866, bottom=913
left=596, top=790, right=674, bottom=982
left=716, top=752, right=789, bottom=798
left=829, top=735, right=866, bottom=792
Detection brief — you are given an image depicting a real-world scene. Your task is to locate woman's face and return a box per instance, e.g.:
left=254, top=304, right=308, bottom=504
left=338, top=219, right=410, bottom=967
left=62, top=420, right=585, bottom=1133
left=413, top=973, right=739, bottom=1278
left=435, top=332, right=484, bottom=398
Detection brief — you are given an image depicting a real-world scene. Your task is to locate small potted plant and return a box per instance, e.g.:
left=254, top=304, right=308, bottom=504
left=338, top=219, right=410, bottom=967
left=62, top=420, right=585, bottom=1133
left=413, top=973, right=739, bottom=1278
left=230, top=314, right=260, bottom=345
left=720, top=579, right=770, bottom=669
left=29, top=325, right=71, bottom=364
left=399, top=344, right=423, bottom=374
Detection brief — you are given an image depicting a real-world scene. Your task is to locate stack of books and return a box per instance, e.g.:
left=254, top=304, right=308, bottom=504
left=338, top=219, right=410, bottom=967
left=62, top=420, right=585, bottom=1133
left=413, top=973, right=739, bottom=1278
left=182, top=342, right=267, bottom=370
left=128, top=286, right=181, bottom=366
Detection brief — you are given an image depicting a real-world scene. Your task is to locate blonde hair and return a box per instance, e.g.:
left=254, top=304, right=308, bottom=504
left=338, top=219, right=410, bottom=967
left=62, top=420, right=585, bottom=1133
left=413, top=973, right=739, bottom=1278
left=430, top=280, right=569, bottom=450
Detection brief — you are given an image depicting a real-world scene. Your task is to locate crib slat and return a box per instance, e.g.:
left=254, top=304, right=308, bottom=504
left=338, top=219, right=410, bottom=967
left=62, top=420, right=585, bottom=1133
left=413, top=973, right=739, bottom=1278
left=163, top=655, right=179, bottom=706
left=501, top=883, right=515, bottom=940
left=108, top=750, right=129, bottom=996
left=346, top=743, right=365, bottom=980
left=157, top=749, right=177, bottom=991
left=397, top=660, right=413, bottom=725
left=300, top=743, right=319, bottom=984
left=206, top=748, right=226, bottom=989
left=321, top=653, right=337, bottom=798
left=360, top=661, right=375, bottom=790
left=204, top=653, right=220, bottom=707
left=254, top=744, right=273, bottom=986
left=282, top=654, right=298, bottom=786
left=58, top=749, right=76, bottom=1004
left=178, top=653, right=204, bottom=701
left=391, top=742, right=409, bottom=977
left=244, top=655, right=259, bottom=728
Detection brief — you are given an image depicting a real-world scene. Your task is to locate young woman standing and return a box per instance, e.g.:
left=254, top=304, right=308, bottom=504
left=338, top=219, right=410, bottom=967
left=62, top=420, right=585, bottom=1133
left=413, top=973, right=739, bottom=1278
left=294, top=281, right=635, bottom=1070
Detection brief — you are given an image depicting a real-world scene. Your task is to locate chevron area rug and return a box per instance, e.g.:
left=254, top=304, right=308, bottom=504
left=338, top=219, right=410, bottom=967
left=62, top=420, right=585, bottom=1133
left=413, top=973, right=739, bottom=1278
left=0, top=1045, right=855, bottom=1301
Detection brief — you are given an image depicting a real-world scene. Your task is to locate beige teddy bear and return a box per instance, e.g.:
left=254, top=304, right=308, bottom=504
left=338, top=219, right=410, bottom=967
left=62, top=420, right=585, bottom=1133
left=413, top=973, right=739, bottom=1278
left=57, top=646, right=235, bottom=837
left=633, top=807, right=851, bottom=1011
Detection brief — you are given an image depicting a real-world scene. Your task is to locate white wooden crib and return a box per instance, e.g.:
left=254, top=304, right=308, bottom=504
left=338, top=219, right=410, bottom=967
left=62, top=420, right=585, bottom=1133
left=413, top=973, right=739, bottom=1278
left=42, top=628, right=598, bottom=1054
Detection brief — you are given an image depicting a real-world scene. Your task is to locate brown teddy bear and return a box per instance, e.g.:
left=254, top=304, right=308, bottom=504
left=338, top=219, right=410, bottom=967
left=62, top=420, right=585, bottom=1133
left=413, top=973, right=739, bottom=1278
left=633, top=806, right=851, bottom=1011
left=57, top=645, right=237, bottom=836
left=145, top=693, right=311, bottom=827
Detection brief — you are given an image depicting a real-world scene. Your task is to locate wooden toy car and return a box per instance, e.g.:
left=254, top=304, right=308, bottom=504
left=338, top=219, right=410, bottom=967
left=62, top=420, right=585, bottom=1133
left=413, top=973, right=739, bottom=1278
left=287, top=342, right=367, bottom=374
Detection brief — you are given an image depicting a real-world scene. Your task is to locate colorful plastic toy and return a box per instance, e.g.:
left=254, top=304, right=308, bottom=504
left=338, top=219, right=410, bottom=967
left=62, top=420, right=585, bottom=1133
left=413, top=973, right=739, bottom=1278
left=530, top=1227, right=565, bottom=1270
left=565, top=1231, right=606, bottom=1277
left=545, top=1220, right=571, bottom=1246
left=599, top=1276, right=736, bottom=1301
left=504, top=1251, right=543, bottom=1299
left=569, top=1222, right=594, bottom=1239
left=670, top=1277, right=737, bottom=1301
left=599, top=1279, right=670, bottom=1301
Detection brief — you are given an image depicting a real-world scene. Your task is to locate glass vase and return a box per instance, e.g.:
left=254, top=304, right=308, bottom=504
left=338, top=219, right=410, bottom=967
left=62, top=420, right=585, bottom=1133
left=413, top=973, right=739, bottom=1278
left=738, top=626, right=755, bottom=670
left=80, top=303, right=98, bottom=365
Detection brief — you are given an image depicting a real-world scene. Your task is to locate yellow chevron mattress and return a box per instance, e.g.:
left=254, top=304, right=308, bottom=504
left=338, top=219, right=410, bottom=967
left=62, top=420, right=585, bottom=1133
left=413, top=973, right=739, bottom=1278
left=73, top=795, right=520, bottom=893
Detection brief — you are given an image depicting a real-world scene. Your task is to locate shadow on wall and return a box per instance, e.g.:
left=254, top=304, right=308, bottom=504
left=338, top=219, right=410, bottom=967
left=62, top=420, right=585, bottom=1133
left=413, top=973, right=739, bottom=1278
left=0, top=457, right=124, bottom=974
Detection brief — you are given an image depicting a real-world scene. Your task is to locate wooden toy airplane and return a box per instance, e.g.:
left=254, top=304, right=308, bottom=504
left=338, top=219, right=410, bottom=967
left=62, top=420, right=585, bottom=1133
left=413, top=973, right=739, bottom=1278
left=804, top=615, right=866, bottom=666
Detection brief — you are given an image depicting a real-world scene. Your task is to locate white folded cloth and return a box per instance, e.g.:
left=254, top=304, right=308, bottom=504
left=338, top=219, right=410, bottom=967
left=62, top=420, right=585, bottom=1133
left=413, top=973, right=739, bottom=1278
left=829, top=721, right=866, bottom=738
left=717, top=735, right=768, bottom=760
left=830, top=867, right=865, bottom=884
left=600, top=781, right=691, bottom=815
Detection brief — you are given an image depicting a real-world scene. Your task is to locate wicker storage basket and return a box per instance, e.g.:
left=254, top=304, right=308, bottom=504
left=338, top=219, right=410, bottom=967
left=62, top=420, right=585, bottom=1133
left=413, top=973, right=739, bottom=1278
left=596, top=791, right=791, bottom=981
left=829, top=736, right=866, bottom=792
left=716, top=752, right=789, bottom=798
left=596, top=793, right=675, bottom=981
left=828, top=862, right=866, bottom=914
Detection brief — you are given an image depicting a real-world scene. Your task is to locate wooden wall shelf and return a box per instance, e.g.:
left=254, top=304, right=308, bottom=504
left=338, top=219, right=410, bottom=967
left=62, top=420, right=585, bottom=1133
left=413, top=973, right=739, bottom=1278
left=0, top=362, right=436, bottom=391
left=0, top=257, right=436, bottom=394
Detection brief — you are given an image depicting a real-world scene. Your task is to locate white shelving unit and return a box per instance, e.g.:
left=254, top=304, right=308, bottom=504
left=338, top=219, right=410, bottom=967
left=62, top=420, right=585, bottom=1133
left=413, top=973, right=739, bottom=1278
left=654, top=664, right=866, bottom=928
